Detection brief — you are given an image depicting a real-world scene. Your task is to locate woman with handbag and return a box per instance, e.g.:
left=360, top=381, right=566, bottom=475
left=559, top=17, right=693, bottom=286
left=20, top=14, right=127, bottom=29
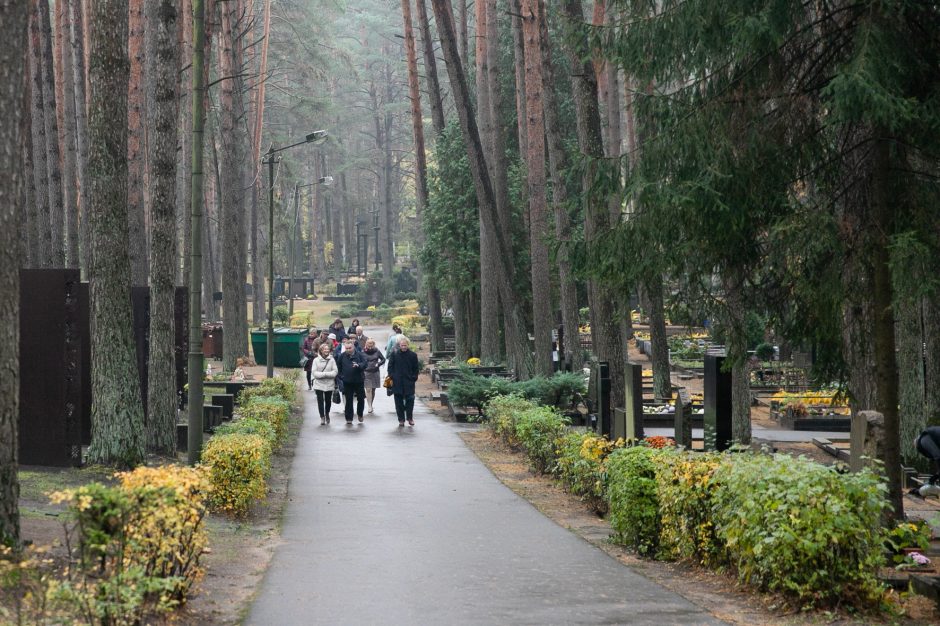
left=311, top=342, right=338, bottom=425
left=301, top=328, right=318, bottom=390
left=361, top=339, right=386, bottom=414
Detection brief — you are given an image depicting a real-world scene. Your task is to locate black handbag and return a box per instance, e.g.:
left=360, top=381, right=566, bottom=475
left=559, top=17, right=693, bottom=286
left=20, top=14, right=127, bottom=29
left=332, top=388, right=341, bottom=404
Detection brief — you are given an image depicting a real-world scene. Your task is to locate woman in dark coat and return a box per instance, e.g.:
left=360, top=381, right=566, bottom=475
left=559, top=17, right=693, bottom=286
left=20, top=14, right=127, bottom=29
left=330, top=318, right=348, bottom=342
left=387, top=337, right=419, bottom=426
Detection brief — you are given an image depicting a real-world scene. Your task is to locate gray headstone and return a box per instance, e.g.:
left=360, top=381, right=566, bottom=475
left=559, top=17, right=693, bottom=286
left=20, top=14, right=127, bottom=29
left=624, top=362, right=644, bottom=440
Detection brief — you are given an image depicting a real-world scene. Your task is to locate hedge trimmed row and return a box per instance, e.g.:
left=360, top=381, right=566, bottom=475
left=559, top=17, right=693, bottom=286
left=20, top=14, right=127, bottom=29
left=201, top=376, right=297, bottom=517
left=487, top=395, right=890, bottom=608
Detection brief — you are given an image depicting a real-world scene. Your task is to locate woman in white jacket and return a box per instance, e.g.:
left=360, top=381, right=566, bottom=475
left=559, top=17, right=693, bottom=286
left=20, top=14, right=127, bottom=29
left=310, top=342, right=339, bottom=425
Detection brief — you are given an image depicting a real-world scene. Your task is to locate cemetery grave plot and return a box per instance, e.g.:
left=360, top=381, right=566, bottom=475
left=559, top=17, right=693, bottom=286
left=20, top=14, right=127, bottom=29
left=764, top=390, right=851, bottom=432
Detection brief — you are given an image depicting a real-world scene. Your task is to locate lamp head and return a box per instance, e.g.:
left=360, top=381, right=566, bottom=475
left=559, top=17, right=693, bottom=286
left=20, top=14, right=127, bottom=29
left=305, top=130, right=328, bottom=145
left=318, top=175, right=334, bottom=187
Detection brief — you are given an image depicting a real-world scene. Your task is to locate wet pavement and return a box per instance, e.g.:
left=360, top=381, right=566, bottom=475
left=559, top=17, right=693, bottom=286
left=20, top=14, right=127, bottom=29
left=246, top=328, right=723, bottom=625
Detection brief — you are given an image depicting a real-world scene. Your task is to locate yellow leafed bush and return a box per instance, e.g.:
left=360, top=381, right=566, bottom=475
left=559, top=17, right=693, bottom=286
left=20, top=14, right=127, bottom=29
left=201, top=433, right=271, bottom=516
left=239, top=376, right=296, bottom=405
left=240, top=396, right=290, bottom=441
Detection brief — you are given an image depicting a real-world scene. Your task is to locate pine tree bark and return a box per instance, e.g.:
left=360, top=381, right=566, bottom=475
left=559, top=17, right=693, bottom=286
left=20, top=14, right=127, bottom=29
left=560, top=0, right=625, bottom=408
left=127, top=0, right=148, bottom=287
left=24, top=102, right=40, bottom=268
left=69, top=0, right=91, bottom=275
left=897, top=295, right=925, bottom=466
left=924, top=298, right=940, bottom=428
left=509, top=0, right=527, bottom=159
left=57, top=0, right=80, bottom=267
left=86, top=0, right=146, bottom=468
left=475, top=0, right=500, bottom=362
left=38, top=0, right=64, bottom=266
left=219, top=0, right=249, bottom=371
left=537, top=5, right=581, bottom=371
left=521, top=0, right=553, bottom=376
left=0, top=0, right=28, bottom=547
left=645, top=275, right=671, bottom=401
left=430, top=0, right=534, bottom=377
left=145, top=0, right=180, bottom=455
left=29, top=6, right=53, bottom=267
left=414, top=0, right=446, bottom=352
left=176, top=0, right=193, bottom=287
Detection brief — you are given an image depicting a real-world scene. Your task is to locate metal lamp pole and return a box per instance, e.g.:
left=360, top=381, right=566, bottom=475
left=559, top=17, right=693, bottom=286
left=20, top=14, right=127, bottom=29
left=260, top=131, right=328, bottom=378
left=371, top=204, right=380, bottom=272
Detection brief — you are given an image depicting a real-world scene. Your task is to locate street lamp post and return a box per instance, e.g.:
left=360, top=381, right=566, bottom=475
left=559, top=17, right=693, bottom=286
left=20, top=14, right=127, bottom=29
left=288, top=176, right=333, bottom=320
left=261, top=130, right=327, bottom=378
left=371, top=203, right=380, bottom=272
left=355, top=216, right=363, bottom=277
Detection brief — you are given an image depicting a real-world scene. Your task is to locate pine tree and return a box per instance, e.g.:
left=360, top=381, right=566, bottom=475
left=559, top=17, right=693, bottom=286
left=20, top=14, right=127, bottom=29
left=86, top=0, right=146, bottom=468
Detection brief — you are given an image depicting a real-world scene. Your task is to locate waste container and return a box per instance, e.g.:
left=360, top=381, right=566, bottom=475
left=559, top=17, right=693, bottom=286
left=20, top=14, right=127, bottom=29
left=250, top=327, right=307, bottom=367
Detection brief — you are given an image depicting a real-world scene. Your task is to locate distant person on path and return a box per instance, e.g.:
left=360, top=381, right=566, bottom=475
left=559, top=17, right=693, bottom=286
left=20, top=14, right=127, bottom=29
left=915, top=426, right=940, bottom=483
left=330, top=318, right=348, bottom=342
left=348, top=318, right=361, bottom=336
left=355, top=325, right=369, bottom=347
left=362, top=339, right=386, bottom=414
left=310, top=343, right=338, bottom=425
left=387, top=337, right=419, bottom=426
left=312, top=329, right=330, bottom=352
left=386, top=324, right=404, bottom=355
left=336, top=339, right=367, bottom=423
left=301, top=328, right=319, bottom=390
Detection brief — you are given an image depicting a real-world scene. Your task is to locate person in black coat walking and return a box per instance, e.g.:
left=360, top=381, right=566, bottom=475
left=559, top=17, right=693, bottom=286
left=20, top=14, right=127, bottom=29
left=336, top=339, right=367, bottom=423
left=387, top=337, right=420, bottom=426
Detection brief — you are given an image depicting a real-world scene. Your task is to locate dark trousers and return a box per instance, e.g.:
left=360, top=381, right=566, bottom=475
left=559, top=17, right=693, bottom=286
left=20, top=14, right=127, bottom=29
left=394, top=393, right=415, bottom=422
left=314, top=389, right=332, bottom=417
left=304, top=359, right=313, bottom=387
left=344, top=382, right=365, bottom=420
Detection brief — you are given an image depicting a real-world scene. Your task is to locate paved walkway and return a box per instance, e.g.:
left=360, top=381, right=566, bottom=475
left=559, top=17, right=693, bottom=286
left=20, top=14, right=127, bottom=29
left=247, top=328, right=723, bottom=625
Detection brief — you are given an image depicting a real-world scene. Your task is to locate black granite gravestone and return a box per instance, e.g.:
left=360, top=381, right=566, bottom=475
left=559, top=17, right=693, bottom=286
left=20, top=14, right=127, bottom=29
left=587, top=358, right=611, bottom=437
left=624, top=362, right=645, bottom=440
left=704, top=352, right=732, bottom=451
left=19, top=269, right=83, bottom=467
left=674, top=387, right=693, bottom=448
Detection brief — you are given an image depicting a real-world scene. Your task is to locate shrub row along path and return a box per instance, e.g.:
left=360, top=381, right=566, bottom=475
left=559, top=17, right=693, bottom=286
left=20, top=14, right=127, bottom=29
left=247, top=327, right=724, bottom=625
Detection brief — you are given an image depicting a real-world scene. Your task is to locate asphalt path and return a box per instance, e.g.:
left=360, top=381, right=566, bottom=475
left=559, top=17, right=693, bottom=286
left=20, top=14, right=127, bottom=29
left=246, top=327, right=723, bottom=625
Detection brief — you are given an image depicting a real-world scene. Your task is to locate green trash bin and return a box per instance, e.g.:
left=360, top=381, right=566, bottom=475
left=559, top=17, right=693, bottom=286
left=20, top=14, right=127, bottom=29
left=250, top=328, right=308, bottom=367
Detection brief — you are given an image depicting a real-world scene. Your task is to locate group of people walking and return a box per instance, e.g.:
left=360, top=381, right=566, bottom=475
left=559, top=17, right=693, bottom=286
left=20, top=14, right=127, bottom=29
left=301, top=321, right=419, bottom=427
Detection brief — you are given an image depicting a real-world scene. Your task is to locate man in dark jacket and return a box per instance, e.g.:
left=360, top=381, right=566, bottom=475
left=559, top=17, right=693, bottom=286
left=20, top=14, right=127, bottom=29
left=387, top=337, right=420, bottom=426
left=336, top=339, right=367, bottom=423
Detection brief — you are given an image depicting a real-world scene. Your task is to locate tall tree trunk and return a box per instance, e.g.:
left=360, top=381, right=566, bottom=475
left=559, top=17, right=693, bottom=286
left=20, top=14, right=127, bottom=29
left=414, top=0, right=446, bottom=352
left=127, top=0, right=147, bottom=286
left=187, top=0, right=209, bottom=464
left=56, top=0, right=80, bottom=267
left=521, top=0, right=553, bottom=376
left=457, top=0, right=468, bottom=68
left=452, top=290, right=470, bottom=360
left=897, top=295, right=925, bottom=467
left=38, top=0, right=64, bottom=266
left=145, top=0, right=180, bottom=455
left=924, top=298, right=940, bottom=428
left=646, top=276, right=671, bottom=401
left=509, top=0, right=527, bottom=158
left=24, top=96, right=40, bottom=269
left=537, top=4, right=581, bottom=371
left=70, top=0, right=90, bottom=275
left=430, top=0, right=534, bottom=377
left=475, top=0, right=500, bottom=362
left=0, top=0, right=28, bottom=546
left=560, top=0, right=625, bottom=409
left=250, top=0, right=271, bottom=322
left=176, top=0, right=193, bottom=287
left=29, top=6, right=53, bottom=267
left=219, top=0, right=249, bottom=371
left=86, top=0, right=146, bottom=467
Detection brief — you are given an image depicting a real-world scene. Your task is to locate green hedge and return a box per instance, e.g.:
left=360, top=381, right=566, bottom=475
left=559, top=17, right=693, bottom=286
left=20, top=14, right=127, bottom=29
left=484, top=391, right=891, bottom=609
left=447, top=370, right=585, bottom=413
left=710, top=454, right=887, bottom=606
